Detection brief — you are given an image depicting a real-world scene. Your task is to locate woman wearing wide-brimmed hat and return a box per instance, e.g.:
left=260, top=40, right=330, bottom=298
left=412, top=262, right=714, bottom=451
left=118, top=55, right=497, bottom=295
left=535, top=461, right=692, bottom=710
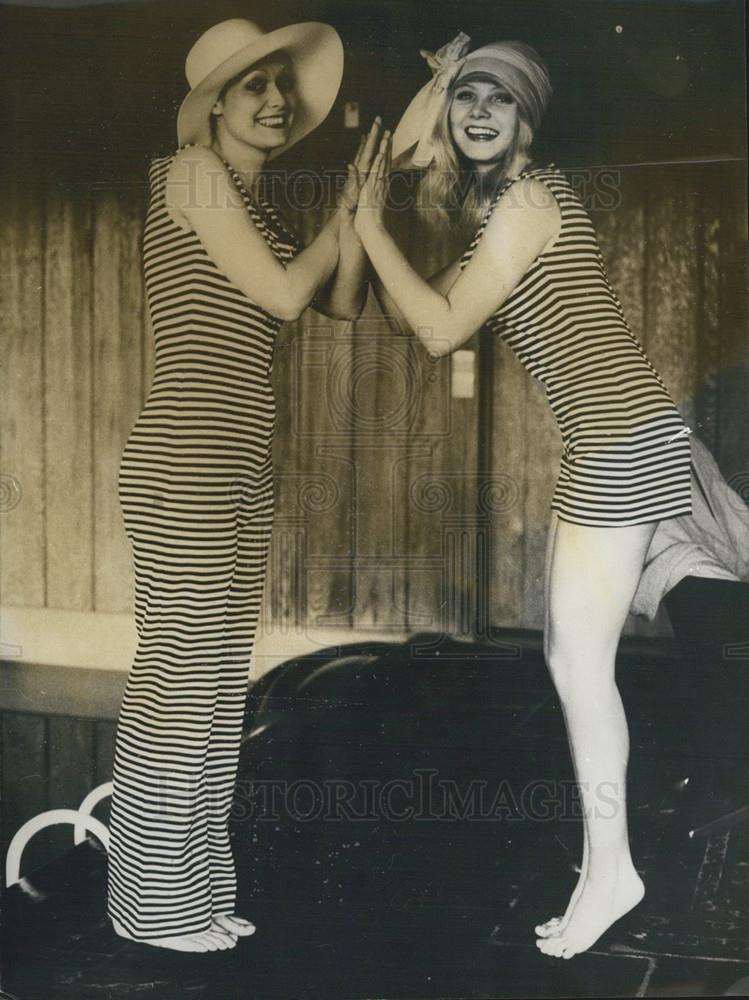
left=107, top=18, right=378, bottom=953
left=355, top=35, right=693, bottom=959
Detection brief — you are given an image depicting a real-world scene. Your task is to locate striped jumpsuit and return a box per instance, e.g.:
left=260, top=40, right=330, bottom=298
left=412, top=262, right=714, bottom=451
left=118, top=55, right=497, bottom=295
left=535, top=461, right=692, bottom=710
left=107, top=152, right=299, bottom=938
left=461, top=166, right=692, bottom=526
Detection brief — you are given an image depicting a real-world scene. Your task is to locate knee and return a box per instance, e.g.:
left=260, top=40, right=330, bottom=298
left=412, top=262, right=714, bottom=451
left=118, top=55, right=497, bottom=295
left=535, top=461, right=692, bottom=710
left=545, top=642, right=577, bottom=703
left=545, top=639, right=613, bottom=707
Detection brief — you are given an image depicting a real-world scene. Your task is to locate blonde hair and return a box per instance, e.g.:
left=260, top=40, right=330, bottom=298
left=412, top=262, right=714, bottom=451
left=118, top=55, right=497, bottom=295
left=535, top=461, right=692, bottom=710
left=414, top=80, right=536, bottom=239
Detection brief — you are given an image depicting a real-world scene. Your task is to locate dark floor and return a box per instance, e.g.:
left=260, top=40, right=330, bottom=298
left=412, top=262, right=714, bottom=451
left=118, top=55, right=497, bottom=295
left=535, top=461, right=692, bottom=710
left=2, top=633, right=749, bottom=999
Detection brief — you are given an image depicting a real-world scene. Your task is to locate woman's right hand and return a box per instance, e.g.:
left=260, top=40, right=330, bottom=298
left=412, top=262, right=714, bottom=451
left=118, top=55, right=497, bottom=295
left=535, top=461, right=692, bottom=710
left=354, top=130, right=392, bottom=240
left=338, top=117, right=383, bottom=216
left=313, top=118, right=383, bottom=320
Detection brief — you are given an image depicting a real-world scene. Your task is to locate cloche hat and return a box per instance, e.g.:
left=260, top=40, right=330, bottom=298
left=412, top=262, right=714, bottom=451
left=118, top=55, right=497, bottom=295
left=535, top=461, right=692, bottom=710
left=455, top=41, right=552, bottom=133
left=177, top=19, right=344, bottom=158
left=392, top=33, right=551, bottom=168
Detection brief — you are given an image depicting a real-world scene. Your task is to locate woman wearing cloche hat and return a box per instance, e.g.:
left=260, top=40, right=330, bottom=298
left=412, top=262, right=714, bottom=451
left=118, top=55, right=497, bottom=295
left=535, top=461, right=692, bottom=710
left=355, top=34, right=693, bottom=959
left=107, top=18, right=379, bottom=953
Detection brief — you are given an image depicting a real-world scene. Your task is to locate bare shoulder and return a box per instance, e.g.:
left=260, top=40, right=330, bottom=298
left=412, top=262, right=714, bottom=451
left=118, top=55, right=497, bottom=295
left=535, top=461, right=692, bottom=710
left=483, top=176, right=561, bottom=250
left=169, top=143, right=223, bottom=173
left=166, top=145, right=244, bottom=221
left=496, top=176, right=560, bottom=218
left=167, top=145, right=230, bottom=192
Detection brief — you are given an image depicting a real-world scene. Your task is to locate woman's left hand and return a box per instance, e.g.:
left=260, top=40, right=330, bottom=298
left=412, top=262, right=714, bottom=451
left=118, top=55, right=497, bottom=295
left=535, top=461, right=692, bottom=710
left=354, top=131, right=391, bottom=240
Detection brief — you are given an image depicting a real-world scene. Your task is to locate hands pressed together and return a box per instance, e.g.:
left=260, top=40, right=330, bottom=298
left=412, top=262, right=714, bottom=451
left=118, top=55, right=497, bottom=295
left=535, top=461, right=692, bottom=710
left=337, top=116, right=392, bottom=243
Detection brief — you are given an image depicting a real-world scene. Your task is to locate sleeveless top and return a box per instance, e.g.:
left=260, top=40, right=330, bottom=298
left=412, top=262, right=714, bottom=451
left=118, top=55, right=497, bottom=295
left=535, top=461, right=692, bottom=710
left=134, top=148, right=300, bottom=479
left=460, top=165, right=692, bottom=527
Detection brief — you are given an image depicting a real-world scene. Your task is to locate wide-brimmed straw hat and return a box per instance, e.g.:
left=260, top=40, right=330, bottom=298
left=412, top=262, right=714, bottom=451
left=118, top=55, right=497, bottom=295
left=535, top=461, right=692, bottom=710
left=177, top=18, right=344, bottom=158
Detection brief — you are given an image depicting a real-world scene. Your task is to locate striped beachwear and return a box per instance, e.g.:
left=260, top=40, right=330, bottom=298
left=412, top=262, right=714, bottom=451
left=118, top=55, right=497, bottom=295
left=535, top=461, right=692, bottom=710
left=461, top=165, right=693, bottom=527
left=107, top=150, right=299, bottom=938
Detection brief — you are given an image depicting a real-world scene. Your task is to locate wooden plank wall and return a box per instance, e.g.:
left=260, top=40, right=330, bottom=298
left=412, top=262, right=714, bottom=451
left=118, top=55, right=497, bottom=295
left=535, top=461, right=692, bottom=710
left=1, top=177, right=151, bottom=614
left=1, top=174, right=46, bottom=607
left=1, top=162, right=746, bottom=640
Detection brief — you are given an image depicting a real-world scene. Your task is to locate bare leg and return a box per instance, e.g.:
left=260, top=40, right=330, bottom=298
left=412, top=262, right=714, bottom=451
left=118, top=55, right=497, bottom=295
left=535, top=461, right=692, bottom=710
left=112, top=916, right=237, bottom=953
left=536, top=513, right=589, bottom=938
left=535, top=518, right=655, bottom=959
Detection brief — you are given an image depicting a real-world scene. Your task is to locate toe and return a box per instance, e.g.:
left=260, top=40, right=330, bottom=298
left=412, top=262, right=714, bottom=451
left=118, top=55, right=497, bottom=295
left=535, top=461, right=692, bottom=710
left=210, top=921, right=238, bottom=941
left=545, top=935, right=568, bottom=959
left=196, top=933, right=219, bottom=952
left=203, top=931, right=233, bottom=951
left=231, top=917, right=256, bottom=936
left=179, top=936, right=209, bottom=953
left=535, top=917, right=562, bottom=937
left=214, top=914, right=255, bottom=937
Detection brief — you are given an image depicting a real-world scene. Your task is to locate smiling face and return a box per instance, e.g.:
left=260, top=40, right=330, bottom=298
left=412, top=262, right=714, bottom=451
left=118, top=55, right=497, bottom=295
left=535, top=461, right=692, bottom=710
left=448, top=73, right=519, bottom=168
left=212, top=54, right=297, bottom=154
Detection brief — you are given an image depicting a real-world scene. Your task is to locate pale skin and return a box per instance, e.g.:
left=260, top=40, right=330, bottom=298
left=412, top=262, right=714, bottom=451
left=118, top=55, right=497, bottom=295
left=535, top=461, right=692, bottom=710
left=355, top=77, right=651, bottom=958
left=534, top=513, right=651, bottom=957
left=112, top=55, right=378, bottom=954
left=166, top=56, right=379, bottom=323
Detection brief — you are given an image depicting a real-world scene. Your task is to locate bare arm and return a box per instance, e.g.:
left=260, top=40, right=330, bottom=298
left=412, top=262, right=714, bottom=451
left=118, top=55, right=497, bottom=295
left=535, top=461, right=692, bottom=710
left=313, top=120, right=383, bottom=321
left=371, top=257, right=462, bottom=334
left=311, top=215, right=369, bottom=320
left=355, top=140, right=561, bottom=356
left=167, top=145, right=342, bottom=322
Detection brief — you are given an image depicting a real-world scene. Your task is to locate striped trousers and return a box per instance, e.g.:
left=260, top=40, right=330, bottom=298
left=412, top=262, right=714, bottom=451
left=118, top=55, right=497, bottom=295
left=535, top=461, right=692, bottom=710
left=107, top=458, right=273, bottom=938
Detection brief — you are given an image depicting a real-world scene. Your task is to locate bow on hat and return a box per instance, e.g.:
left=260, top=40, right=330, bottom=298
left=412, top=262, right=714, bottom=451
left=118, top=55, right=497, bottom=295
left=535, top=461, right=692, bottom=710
left=391, top=32, right=472, bottom=168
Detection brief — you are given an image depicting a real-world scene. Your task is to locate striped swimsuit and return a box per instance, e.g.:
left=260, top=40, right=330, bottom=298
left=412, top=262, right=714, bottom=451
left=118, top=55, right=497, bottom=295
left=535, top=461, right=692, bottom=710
left=107, top=151, right=298, bottom=938
left=461, top=166, right=692, bottom=527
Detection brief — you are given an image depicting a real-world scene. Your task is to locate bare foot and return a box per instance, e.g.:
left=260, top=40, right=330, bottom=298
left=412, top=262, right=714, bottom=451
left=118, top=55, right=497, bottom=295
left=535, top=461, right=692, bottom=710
left=534, top=873, right=583, bottom=938
left=533, top=900, right=572, bottom=938
left=212, top=914, right=256, bottom=937
left=535, top=914, right=563, bottom=938
left=112, top=916, right=237, bottom=952
left=536, top=849, right=588, bottom=938
left=535, top=864, right=644, bottom=959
